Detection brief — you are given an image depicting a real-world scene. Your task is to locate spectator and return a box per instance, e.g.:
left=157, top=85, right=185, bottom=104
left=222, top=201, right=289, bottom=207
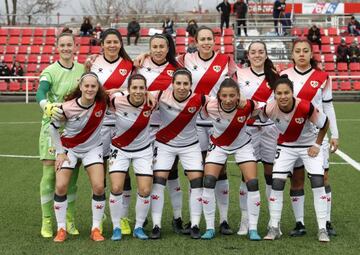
left=162, top=17, right=174, bottom=35
left=348, top=16, right=360, bottom=36
left=186, top=19, right=198, bottom=37
left=273, top=0, right=286, bottom=36
left=127, top=17, right=141, bottom=45
left=61, top=26, right=73, bottom=34
left=307, top=24, right=322, bottom=50
left=336, top=38, right=349, bottom=63
left=90, top=23, right=103, bottom=46
left=0, top=60, right=11, bottom=83
left=11, top=61, right=24, bottom=81
left=80, top=17, right=93, bottom=36
left=233, top=0, right=248, bottom=37
left=216, top=0, right=231, bottom=35
left=348, top=41, right=360, bottom=63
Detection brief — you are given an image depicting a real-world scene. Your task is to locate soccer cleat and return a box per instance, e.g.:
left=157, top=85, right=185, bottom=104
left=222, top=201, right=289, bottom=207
left=133, top=227, right=149, bottom=240
left=182, top=221, right=191, bottom=235
left=111, top=227, right=122, bottom=241
left=201, top=229, right=216, bottom=240
left=318, top=228, right=330, bottom=242
left=237, top=219, right=248, bottom=236
left=190, top=225, right=201, bottom=239
left=150, top=225, right=161, bottom=239
left=326, top=221, right=337, bottom=236
left=219, top=221, right=234, bottom=235
left=66, top=221, right=80, bottom=235
left=90, top=228, right=105, bottom=242
left=54, top=228, right=67, bottom=242
left=41, top=217, right=53, bottom=238
left=248, top=230, right=261, bottom=241
left=290, top=222, right=307, bottom=237
left=172, top=217, right=184, bottom=234
left=264, top=227, right=281, bottom=240
left=120, top=217, right=131, bottom=235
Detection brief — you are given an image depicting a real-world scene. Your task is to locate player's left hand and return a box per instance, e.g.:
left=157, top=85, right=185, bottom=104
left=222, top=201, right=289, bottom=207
left=84, top=54, right=99, bottom=72
left=44, top=102, right=63, bottom=121
left=55, top=153, right=70, bottom=172
left=330, top=138, right=339, bottom=153
left=105, top=88, right=121, bottom=95
left=308, top=145, right=320, bottom=157
left=146, top=92, right=156, bottom=109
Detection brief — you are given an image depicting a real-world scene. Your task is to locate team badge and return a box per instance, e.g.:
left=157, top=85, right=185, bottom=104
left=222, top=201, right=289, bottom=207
left=95, top=110, right=103, bottom=117
left=310, top=80, right=319, bottom=88
left=188, top=107, right=197, bottom=113
left=167, top=70, right=174, bottom=77
left=213, top=65, right=221, bottom=73
left=143, top=110, right=151, bottom=117
left=237, top=116, right=246, bottom=123
left=48, top=147, right=55, bottom=155
left=295, top=118, right=304, bottom=124
left=119, top=69, right=128, bottom=76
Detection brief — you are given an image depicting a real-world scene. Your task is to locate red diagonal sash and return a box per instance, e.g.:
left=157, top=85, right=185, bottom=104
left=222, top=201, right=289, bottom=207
left=103, top=59, right=133, bottom=90
left=147, top=63, right=176, bottom=91
left=112, top=104, right=152, bottom=148
left=156, top=94, right=203, bottom=144
left=277, top=99, right=311, bottom=144
left=210, top=100, right=252, bottom=146
left=194, top=54, right=229, bottom=95
left=297, top=70, right=328, bottom=101
left=61, top=101, right=106, bottom=148
left=247, top=78, right=272, bottom=125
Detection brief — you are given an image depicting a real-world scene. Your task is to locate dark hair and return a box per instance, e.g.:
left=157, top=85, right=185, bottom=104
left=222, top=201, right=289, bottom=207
left=56, top=32, right=76, bottom=44
left=172, top=68, right=192, bottom=84
left=217, top=77, right=240, bottom=101
left=127, top=73, right=147, bottom=89
left=292, top=38, right=318, bottom=70
left=272, top=74, right=294, bottom=92
left=65, top=72, right=109, bottom=105
left=101, top=28, right=132, bottom=62
left=149, top=33, right=178, bottom=67
left=194, top=26, right=215, bottom=42
left=248, top=41, right=279, bottom=88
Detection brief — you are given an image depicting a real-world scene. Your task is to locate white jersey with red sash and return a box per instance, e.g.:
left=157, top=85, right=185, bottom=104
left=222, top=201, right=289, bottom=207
left=91, top=55, right=133, bottom=125
left=238, top=67, right=274, bottom=126
left=156, top=88, right=207, bottom=147
left=111, top=94, right=153, bottom=151
left=263, top=98, right=327, bottom=147
left=57, top=98, right=106, bottom=153
left=202, top=99, right=256, bottom=151
left=136, top=56, right=176, bottom=126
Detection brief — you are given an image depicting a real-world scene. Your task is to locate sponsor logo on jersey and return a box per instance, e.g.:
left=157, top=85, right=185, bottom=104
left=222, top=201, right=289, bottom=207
left=143, top=110, right=151, bottom=117
left=188, top=107, right=197, bottom=113
left=295, top=117, right=304, bottom=124
left=95, top=110, right=103, bottom=117
left=237, top=116, right=246, bottom=123
left=119, top=69, right=128, bottom=76
left=167, top=70, right=174, bottom=77
left=213, top=65, right=221, bottom=73
left=310, top=80, right=319, bottom=88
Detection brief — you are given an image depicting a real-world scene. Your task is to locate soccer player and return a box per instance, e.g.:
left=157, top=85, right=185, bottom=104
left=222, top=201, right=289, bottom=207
left=150, top=68, right=205, bottom=239
left=281, top=39, right=339, bottom=237
left=108, top=74, right=154, bottom=241
left=91, top=28, right=134, bottom=235
left=36, top=32, right=84, bottom=238
left=201, top=78, right=261, bottom=241
left=237, top=41, right=279, bottom=235
left=49, top=72, right=108, bottom=242
left=263, top=75, right=330, bottom=242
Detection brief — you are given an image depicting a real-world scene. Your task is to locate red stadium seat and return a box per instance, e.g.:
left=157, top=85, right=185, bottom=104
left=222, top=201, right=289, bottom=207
left=3, top=55, right=14, bottom=63
left=313, top=53, right=321, bottom=62
left=79, top=46, right=90, bottom=54
left=79, top=37, right=90, bottom=45
left=40, top=55, right=51, bottom=63
left=0, top=45, right=4, bottom=55
left=321, top=36, right=330, bottom=45
left=345, top=36, right=354, bottom=45
left=30, top=46, right=41, bottom=54
left=324, top=63, right=335, bottom=72
left=22, top=29, right=33, bottom=37
left=291, top=27, right=302, bottom=36
left=5, top=46, right=16, bottom=54
left=340, top=81, right=351, bottom=91
left=22, top=83, right=34, bottom=91
left=223, top=36, right=233, bottom=45
left=312, top=45, right=320, bottom=54
left=33, top=28, right=44, bottom=37
left=8, top=37, right=20, bottom=45
left=353, top=81, right=360, bottom=90
left=213, top=28, right=221, bottom=35
left=349, top=62, right=360, bottom=71
left=15, top=54, right=26, bottom=63
left=319, top=28, right=325, bottom=36
left=44, top=37, right=56, bottom=45
left=27, top=55, right=39, bottom=63
left=32, top=37, right=43, bottom=45
left=175, top=37, right=186, bottom=45
left=324, top=54, right=335, bottom=62
left=140, top=28, right=149, bottom=37
left=9, top=29, right=21, bottom=36
left=176, top=45, right=186, bottom=54
left=214, top=45, right=221, bottom=52
left=337, top=62, right=348, bottom=72
left=118, top=28, right=127, bottom=36
left=333, top=36, right=341, bottom=45
left=0, top=82, right=8, bottom=91
left=303, top=28, right=309, bottom=36
left=188, top=37, right=195, bottom=44
left=9, top=82, right=21, bottom=91
left=42, top=46, right=53, bottom=54
left=90, top=46, right=101, bottom=54
left=331, top=81, right=338, bottom=91
left=45, top=28, right=56, bottom=37
left=18, top=46, right=28, bottom=54
left=39, top=64, right=48, bottom=71
left=223, top=28, right=234, bottom=36
left=224, top=45, right=234, bottom=54
left=321, top=45, right=332, bottom=54
left=26, top=64, right=37, bottom=73
left=0, top=28, right=8, bottom=36
left=327, top=27, right=338, bottom=36
left=0, top=36, right=6, bottom=44
left=77, top=54, right=88, bottom=63
left=215, top=37, right=221, bottom=45
left=21, top=37, right=32, bottom=45
left=176, top=28, right=186, bottom=36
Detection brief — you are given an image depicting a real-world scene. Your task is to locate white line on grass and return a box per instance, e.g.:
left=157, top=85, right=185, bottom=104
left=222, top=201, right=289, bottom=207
left=0, top=121, right=40, bottom=124
left=335, top=149, right=360, bottom=172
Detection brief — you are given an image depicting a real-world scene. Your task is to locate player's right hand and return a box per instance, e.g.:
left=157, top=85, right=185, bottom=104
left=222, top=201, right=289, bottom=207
left=44, top=102, right=63, bottom=121
left=133, top=52, right=150, bottom=68
left=55, top=153, right=70, bottom=172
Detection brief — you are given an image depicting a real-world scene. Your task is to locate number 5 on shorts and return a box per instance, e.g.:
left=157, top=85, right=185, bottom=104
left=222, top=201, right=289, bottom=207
left=275, top=148, right=281, bottom=159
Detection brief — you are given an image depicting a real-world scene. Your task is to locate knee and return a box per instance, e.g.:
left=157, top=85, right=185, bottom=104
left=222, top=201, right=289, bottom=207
left=246, top=178, right=259, bottom=192
left=204, top=175, right=217, bottom=189
left=111, top=183, right=123, bottom=195
left=310, top=175, right=324, bottom=189
left=55, top=182, right=68, bottom=196
left=323, top=171, right=329, bottom=184
left=190, top=177, right=203, bottom=189
left=93, top=183, right=105, bottom=196
left=272, top=178, right=286, bottom=191
left=138, top=186, right=152, bottom=197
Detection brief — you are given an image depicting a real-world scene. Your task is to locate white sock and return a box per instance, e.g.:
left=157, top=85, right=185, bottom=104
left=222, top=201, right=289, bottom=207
left=135, top=194, right=151, bottom=229
left=312, top=187, right=327, bottom=230
left=202, top=188, right=216, bottom=230
left=109, top=192, right=122, bottom=229
left=265, top=184, right=272, bottom=201
left=247, top=190, right=261, bottom=231
left=269, top=190, right=283, bottom=228
left=215, top=179, right=229, bottom=223
left=167, top=178, right=183, bottom=219
left=325, top=186, right=332, bottom=222
left=92, top=196, right=106, bottom=230
left=54, top=198, right=67, bottom=230
left=290, top=189, right=305, bottom=225
left=190, top=188, right=203, bottom=227
left=239, top=182, right=248, bottom=223
left=151, top=183, right=165, bottom=228
left=120, top=190, right=131, bottom=218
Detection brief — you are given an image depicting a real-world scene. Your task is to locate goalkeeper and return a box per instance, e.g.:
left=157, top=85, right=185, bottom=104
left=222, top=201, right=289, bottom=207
left=36, top=32, right=85, bottom=238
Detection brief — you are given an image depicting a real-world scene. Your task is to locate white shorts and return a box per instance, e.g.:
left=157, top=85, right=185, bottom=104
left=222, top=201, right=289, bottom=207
left=205, top=141, right=257, bottom=165
left=247, top=124, right=278, bottom=164
left=101, top=125, right=116, bottom=157
left=153, top=141, right=203, bottom=172
left=322, top=137, right=330, bottom=170
left=62, top=144, right=103, bottom=169
left=108, top=144, right=153, bottom=176
left=273, top=145, right=324, bottom=179
left=196, top=125, right=213, bottom=152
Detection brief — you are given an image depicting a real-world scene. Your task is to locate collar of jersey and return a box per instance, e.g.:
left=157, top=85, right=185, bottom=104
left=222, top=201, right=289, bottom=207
left=198, top=51, right=215, bottom=62
left=57, top=61, right=74, bottom=70
left=76, top=97, right=95, bottom=109
left=104, top=55, right=120, bottom=64
left=250, top=67, right=265, bottom=77
left=173, top=90, right=192, bottom=103
left=278, top=97, right=296, bottom=114
left=294, top=66, right=313, bottom=76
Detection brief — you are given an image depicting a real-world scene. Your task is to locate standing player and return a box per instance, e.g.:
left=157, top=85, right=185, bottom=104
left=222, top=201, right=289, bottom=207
left=263, top=75, right=330, bottom=242
left=90, top=28, right=134, bottom=235
left=36, top=32, right=84, bottom=238
left=201, top=78, right=261, bottom=240
left=237, top=41, right=279, bottom=235
left=108, top=74, right=154, bottom=241
left=281, top=38, right=339, bottom=237
left=49, top=72, right=107, bottom=242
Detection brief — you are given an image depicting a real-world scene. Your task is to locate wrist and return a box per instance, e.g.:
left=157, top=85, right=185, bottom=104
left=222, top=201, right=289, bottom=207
left=313, top=143, right=321, bottom=148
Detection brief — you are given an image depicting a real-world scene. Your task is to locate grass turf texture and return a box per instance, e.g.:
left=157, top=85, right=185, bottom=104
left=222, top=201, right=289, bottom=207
left=0, top=102, right=359, bottom=255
